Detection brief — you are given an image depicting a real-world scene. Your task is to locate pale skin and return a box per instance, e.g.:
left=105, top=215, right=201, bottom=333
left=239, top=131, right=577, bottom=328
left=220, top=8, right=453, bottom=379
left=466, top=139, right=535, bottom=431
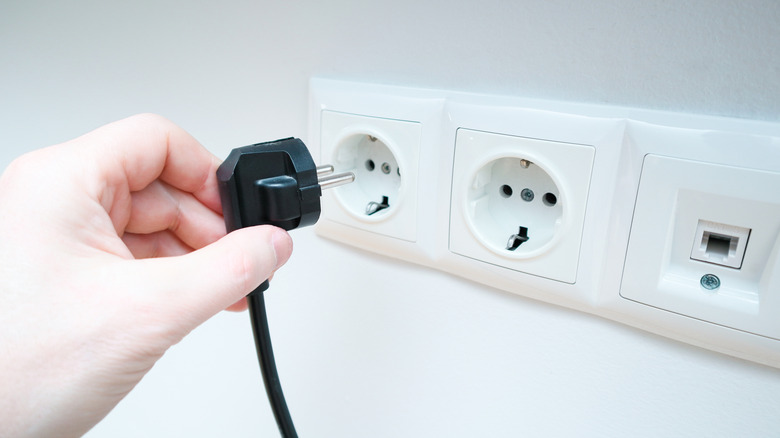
left=0, top=114, right=293, bottom=437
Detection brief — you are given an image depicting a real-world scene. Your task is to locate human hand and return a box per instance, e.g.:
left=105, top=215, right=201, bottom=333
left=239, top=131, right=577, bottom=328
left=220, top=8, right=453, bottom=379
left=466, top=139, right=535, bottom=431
left=0, top=114, right=293, bottom=437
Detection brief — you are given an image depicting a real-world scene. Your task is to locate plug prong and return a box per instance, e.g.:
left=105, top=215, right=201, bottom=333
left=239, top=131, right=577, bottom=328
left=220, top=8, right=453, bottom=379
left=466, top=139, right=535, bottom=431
left=319, top=171, right=355, bottom=190
left=316, top=164, right=334, bottom=178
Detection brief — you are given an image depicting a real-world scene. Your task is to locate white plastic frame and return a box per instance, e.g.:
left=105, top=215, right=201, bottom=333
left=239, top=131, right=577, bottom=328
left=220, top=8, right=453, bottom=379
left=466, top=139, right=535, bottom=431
left=450, top=128, right=595, bottom=283
left=320, top=110, right=419, bottom=241
left=309, top=78, right=780, bottom=368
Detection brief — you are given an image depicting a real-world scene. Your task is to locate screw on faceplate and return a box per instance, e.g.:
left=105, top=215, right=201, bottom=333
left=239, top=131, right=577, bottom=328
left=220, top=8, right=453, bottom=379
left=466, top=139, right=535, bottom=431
left=381, top=162, right=392, bottom=174
left=520, top=188, right=534, bottom=202
left=700, top=274, right=721, bottom=290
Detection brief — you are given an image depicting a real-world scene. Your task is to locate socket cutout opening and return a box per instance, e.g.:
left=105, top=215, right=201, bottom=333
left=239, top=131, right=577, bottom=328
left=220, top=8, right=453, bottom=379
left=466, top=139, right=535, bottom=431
left=332, top=132, right=401, bottom=220
left=690, top=220, right=751, bottom=269
left=465, top=156, right=563, bottom=257
left=704, top=233, right=733, bottom=259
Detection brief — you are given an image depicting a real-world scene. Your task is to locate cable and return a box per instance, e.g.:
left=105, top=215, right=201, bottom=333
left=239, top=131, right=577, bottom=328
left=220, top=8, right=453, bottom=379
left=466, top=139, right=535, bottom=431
left=247, top=281, right=297, bottom=438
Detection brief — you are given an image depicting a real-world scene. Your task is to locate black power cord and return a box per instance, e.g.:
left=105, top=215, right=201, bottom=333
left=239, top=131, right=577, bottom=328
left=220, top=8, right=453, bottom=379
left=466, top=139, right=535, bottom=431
left=217, top=138, right=354, bottom=438
left=247, top=291, right=294, bottom=434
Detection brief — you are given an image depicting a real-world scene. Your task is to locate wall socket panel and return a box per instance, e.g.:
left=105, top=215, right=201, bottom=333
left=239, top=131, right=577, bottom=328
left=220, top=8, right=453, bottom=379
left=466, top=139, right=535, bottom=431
left=308, top=78, right=780, bottom=368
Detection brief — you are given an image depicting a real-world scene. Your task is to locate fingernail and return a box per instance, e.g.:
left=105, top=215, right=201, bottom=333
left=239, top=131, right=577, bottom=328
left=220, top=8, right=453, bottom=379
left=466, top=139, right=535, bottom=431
left=271, top=229, right=293, bottom=269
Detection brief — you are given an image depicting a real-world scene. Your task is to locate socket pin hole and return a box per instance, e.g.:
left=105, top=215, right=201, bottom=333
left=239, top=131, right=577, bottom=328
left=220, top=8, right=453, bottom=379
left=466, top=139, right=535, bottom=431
left=500, top=185, right=513, bottom=198
left=365, top=159, right=375, bottom=171
left=543, top=192, right=557, bottom=207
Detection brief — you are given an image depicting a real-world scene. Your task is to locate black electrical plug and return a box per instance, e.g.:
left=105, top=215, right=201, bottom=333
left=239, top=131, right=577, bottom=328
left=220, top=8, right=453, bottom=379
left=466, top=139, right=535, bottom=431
left=217, top=137, right=354, bottom=233
left=216, top=138, right=353, bottom=438
left=217, top=137, right=354, bottom=290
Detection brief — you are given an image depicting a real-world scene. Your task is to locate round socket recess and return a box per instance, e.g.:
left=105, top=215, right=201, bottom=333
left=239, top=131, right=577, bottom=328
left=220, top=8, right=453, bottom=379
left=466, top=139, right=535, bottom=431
left=450, top=128, right=594, bottom=283
left=331, top=131, right=402, bottom=221
left=464, top=154, right=564, bottom=258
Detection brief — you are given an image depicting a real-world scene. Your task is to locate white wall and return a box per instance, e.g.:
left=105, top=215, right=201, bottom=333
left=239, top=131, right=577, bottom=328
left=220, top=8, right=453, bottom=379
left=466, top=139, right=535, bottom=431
left=2, top=1, right=779, bottom=436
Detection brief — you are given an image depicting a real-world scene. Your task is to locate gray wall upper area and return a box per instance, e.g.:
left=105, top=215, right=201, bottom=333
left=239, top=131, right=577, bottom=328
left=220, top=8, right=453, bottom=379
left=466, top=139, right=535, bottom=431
left=1, top=0, right=778, bottom=155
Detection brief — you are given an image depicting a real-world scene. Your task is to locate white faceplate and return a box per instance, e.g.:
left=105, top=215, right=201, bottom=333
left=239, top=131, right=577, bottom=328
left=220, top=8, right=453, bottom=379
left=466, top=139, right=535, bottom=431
left=309, top=78, right=780, bottom=367
left=620, top=155, right=780, bottom=340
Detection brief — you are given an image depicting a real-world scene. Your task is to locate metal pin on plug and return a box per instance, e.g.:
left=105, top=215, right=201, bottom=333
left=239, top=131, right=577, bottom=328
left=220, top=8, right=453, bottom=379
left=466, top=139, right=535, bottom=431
left=316, top=164, right=334, bottom=177
left=317, top=164, right=355, bottom=190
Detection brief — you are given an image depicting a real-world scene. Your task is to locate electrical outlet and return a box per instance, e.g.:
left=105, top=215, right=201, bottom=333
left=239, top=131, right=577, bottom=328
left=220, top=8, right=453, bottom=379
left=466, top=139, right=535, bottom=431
left=310, top=78, right=780, bottom=367
left=319, top=110, right=421, bottom=242
left=449, top=128, right=595, bottom=284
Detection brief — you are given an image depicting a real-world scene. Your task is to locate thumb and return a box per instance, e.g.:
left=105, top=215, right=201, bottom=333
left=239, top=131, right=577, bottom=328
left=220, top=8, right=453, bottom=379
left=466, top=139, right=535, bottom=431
left=124, top=225, right=293, bottom=328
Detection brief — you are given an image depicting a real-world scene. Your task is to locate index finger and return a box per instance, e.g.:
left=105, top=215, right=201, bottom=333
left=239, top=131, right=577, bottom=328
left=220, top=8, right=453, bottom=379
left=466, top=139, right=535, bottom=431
left=73, top=113, right=223, bottom=213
